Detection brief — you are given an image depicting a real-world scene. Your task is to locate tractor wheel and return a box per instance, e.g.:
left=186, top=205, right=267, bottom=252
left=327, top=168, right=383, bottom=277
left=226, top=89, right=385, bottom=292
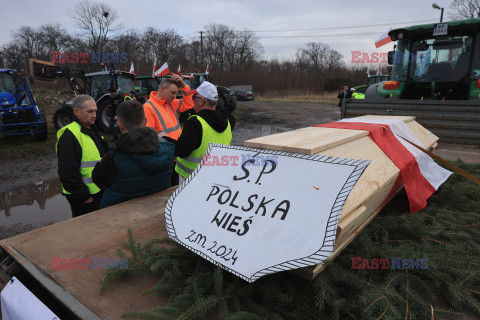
left=96, top=102, right=115, bottom=133
left=53, top=107, right=74, bottom=131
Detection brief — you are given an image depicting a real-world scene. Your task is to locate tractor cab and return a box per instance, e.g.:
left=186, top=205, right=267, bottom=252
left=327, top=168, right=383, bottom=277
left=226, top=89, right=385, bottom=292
left=136, top=76, right=160, bottom=98
left=86, top=71, right=136, bottom=100
left=369, top=18, right=480, bottom=100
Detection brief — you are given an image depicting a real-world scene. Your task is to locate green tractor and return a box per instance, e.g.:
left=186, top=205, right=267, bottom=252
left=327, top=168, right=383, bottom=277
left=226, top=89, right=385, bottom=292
left=344, top=18, right=480, bottom=144
left=32, top=61, right=136, bottom=132
left=353, top=74, right=390, bottom=94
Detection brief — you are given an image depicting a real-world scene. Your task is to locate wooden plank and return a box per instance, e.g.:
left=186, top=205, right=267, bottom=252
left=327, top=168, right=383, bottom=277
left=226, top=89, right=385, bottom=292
left=317, top=135, right=399, bottom=223
left=244, top=127, right=368, bottom=154
left=0, top=187, right=177, bottom=320
left=354, top=115, right=415, bottom=122
left=293, top=183, right=404, bottom=280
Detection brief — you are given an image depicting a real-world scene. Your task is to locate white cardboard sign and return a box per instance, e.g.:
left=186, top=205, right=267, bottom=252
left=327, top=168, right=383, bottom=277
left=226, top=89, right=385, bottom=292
left=165, top=144, right=369, bottom=282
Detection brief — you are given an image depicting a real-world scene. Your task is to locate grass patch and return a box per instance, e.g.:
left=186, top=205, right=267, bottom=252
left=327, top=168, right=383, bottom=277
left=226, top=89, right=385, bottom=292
left=0, top=134, right=57, bottom=160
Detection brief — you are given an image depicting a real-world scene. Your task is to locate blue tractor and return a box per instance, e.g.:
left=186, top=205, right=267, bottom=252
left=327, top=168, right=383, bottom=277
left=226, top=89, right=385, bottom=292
left=0, top=69, right=47, bottom=141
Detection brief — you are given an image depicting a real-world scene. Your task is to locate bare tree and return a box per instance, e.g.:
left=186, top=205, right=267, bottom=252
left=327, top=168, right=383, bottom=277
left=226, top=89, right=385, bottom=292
left=296, top=42, right=344, bottom=71
left=449, top=0, right=480, bottom=19
left=141, top=27, right=184, bottom=66
left=108, top=28, right=142, bottom=70
left=67, top=0, right=122, bottom=52
left=204, top=23, right=263, bottom=72
left=185, top=41, right=202, bottom=71
left=37, top=23, right=76, bottom=58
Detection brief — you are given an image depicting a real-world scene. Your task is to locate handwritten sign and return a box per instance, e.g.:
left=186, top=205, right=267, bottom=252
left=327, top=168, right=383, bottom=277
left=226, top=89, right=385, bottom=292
left=165, top=144, right=370, bottom=282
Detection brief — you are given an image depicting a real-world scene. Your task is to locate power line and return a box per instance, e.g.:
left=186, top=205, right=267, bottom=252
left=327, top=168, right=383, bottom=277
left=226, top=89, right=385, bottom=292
left=258, top=31, right=384, bottom=39
left=235, top=18, right=436, bottom=33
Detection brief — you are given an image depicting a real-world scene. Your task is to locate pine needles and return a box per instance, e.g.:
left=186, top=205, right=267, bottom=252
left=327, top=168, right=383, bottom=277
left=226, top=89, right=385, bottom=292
left=101, top=161, right=480, bottom=319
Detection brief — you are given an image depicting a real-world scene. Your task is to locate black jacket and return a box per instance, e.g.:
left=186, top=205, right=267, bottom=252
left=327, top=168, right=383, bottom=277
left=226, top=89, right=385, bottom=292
left=338, top=90, right=352, bottom=107
left=173, top=109, right=235, bottom=158
left=57, top=120, right=109, bottom=202
left=337, top=90, right=352, bottom=100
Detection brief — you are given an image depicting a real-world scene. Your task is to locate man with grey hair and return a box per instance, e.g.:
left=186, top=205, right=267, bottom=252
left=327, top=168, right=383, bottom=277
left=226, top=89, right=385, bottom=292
left=56, top=94, right=108, bottom=217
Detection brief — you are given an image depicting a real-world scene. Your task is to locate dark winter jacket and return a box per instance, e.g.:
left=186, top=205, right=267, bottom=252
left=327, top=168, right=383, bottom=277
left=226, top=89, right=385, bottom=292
left=173, top=109, right=235, bottom=158
left=337, top=90, right=352, bottom=107
left=57, top=120, right=109, bottom=202
left=92, top=127, right=175, bottom=208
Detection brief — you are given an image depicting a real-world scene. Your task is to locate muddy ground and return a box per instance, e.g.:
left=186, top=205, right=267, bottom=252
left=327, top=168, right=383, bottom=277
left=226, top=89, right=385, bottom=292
left=0, top=101, right=341, bottom=193
left=2, top=99, right=477, bottom=193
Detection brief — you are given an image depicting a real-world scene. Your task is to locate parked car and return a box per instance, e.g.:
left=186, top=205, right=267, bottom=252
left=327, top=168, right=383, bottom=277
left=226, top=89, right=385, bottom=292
left=234, top=90, right=254, bottom=101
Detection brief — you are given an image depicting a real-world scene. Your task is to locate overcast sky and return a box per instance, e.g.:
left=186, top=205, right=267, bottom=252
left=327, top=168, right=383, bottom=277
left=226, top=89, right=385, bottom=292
left=0, top=0, right=453, bottom=66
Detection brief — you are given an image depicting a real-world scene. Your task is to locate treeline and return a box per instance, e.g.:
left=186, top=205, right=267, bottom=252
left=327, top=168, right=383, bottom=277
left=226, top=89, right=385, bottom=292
left=0, top=0, right=366, bottom=94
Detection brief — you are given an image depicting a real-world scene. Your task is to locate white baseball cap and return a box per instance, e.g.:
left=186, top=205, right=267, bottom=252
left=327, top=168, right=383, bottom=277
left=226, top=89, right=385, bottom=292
left=189, top=81, right=218, bottom=101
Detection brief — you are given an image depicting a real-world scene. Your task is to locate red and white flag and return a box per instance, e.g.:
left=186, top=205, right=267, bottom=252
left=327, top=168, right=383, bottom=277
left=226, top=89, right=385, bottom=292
left=177, top=64, right=181, bottom=75
left=375, top=29, right=392, bottom=48
left=315, top=118, right=452, bottom=213
left=152, top=64, right=157, bottom=78
left=205, top=64, right=210, bottom=74
left=129, top=62, right=135, bottom=74
left=155, top=62, right=170, bottom=77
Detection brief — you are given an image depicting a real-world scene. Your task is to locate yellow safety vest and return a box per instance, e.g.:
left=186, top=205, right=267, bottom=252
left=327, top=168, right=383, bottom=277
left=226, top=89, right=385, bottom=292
left=175, top=115, right=232, bottom=178
left=352, top=92, right=365, bottom=99
left=56, top=122, right=102, bottom=195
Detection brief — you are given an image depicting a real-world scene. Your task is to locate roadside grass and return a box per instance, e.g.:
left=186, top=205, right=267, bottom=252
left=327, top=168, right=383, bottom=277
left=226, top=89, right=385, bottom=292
left=255, top=91, right=338, bottom=104
left=0, top=134, right=57, bottom=160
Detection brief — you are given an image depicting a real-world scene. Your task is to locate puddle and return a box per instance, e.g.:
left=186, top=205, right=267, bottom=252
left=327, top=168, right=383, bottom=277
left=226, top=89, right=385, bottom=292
left=0, top=178, right=71, bottom=228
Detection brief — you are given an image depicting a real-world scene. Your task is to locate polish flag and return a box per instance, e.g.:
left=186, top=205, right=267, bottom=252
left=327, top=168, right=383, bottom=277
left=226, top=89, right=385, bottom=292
left=129, top=62, right=135, bottom=74
left=155, top=62, right=170, bottom=77
left=177, top=64, right=181, bottom=75
left=375, top=29, right=392, bottom=48
left=314, top=118, right=452, bottom=213
left=152, top=64, right=157, bottom=78
left=205, top=64, right=210, bottom=74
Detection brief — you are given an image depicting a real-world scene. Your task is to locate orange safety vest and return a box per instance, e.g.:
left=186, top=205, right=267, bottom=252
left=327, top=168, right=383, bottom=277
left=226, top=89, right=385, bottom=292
left=143, top=87, right=194, bottom=140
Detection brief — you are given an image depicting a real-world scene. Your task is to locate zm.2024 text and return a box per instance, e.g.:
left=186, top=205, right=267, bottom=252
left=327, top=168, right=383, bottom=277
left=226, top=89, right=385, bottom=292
left=185, top=229, right=238, bottom=265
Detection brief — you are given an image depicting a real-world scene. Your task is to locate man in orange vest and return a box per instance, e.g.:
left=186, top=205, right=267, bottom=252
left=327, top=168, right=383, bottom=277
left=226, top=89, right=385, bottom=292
left=143, top=73, right=194, bottom=185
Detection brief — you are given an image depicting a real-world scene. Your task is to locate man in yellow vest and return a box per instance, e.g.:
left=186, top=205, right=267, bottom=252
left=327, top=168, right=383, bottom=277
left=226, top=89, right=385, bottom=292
left=174, top=81, right=235, bottom=184
left=351, top=88, right=365, bottom=99
left=56, top=95, right=109, bottom=217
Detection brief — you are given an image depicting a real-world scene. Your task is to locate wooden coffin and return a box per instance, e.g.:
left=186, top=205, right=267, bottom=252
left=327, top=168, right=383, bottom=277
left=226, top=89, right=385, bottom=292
left=0, top=115, right=438, bottom=318
left=244, top=115, right=439, bottom=280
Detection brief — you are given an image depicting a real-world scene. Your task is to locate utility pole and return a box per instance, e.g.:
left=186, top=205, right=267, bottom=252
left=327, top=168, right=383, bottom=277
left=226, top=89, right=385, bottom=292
left=199, top=31, right=204, bottom=70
